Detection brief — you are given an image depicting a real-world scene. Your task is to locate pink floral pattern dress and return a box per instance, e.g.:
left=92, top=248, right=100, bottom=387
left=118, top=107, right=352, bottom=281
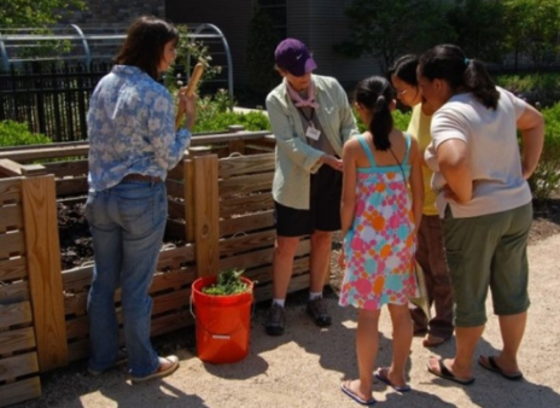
left=339, top=134, right=418, bottom=310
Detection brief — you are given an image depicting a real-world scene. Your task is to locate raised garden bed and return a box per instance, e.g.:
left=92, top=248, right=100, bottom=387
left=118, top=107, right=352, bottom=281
left=0, top=129, right=316, bottom=406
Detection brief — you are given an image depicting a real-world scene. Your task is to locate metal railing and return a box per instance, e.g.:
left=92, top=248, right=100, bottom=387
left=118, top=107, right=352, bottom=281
left=0, top=23, right=234, bottom=97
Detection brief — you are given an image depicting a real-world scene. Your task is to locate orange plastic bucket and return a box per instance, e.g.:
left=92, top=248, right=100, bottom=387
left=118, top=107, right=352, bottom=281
left=191, top=276, right=253, bottom=364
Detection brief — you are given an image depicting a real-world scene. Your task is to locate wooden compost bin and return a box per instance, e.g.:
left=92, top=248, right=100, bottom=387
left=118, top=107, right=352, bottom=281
left=0, top=129, right=313, bottom=405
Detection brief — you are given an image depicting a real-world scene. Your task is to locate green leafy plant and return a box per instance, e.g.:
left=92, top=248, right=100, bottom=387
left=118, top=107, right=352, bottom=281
left=0, top=120, right=52, bottom=147
left=202, top=269, right=249, bottom=296
left=165, top=24, right=222, bottom=94
left=495, top=73, right=560, bottom=108
left=526, top=102, right=560, bottom=199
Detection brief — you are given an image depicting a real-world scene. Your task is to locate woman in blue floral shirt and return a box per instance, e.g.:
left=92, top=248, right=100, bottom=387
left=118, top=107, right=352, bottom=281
left=85, top=16, right=196, bottom=383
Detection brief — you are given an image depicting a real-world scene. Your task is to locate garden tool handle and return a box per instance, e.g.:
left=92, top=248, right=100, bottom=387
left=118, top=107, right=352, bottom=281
left=175, top=63, right=205, bottom=130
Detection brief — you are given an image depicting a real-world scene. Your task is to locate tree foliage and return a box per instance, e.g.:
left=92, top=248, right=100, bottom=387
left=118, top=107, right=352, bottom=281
left=502, top=0, right=560, bottom=69
left=336, top=0, right=455, bottom=71
left=339, top=0, right=560, bottom=70
left=0, top=0, right=85, bottom=27
left=246, top=5, right=282, bottom=98
left=446, top=0, right=506, bottom=62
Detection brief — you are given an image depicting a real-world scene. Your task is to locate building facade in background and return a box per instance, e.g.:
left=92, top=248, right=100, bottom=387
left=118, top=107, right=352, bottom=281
left=61, top=0, right=378, bottom=91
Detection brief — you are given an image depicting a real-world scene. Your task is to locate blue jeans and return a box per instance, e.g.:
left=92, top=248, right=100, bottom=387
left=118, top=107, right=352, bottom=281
left=85, top=180, right=167, bottom=377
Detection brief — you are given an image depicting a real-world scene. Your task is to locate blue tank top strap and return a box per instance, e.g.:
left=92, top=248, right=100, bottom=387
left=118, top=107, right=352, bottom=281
left=357, top=134, right=377, bottom=168
left=403, top=132, right=412, bottom=164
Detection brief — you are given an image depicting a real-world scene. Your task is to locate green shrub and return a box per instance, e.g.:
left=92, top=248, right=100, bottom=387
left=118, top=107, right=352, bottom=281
left=496, top=73, right=560, bottom=108
left=527, top=102, right=560, bottom=199
left=355, top=108, right=412, bottom=134
left=195, top=109, right=270, bottom=133
left=0, top=120, right=52, bottom=147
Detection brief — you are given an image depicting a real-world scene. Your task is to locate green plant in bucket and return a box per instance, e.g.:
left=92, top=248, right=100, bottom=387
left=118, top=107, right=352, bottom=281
left=202, top=269, right=249, bottom=296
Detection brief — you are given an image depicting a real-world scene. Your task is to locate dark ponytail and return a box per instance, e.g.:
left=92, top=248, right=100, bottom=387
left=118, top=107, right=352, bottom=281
left=418, top=44, right=500, bottom=110
left=354, top=76, right=395, bottom=151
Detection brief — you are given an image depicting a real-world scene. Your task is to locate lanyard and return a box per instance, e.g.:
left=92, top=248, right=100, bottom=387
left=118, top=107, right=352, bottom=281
left=298, top=107, right=315, bottom=126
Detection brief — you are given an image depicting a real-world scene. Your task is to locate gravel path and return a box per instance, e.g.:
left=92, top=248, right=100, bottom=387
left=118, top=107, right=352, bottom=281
left=14, top=234, right=560, bottom=408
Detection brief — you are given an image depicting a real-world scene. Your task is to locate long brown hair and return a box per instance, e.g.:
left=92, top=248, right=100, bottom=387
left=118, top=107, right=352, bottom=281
left=115, top=16, right=179, bottom=80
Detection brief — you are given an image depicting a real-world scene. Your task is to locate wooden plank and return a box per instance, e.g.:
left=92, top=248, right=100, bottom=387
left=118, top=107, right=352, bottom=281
left=218, top=230, right=276, bottom=258
left=63, top=266, right=197, bottom=318
left=166, top=179, right=184, bottom=200
left=220, top=194, right=274, bottom=219
left=193, top=156, right=220, bottom=277
left=168, top=200, right=185, bottom=220
left=0, top=178, right=22, bottom=205
left=184, top=160, right=195, bottom=242
left=61, top=245, right=195, bottom=295
left=0, top=352, right=40, bottom=382
left=0, top=159, right=23, bottom=177
left=0, top=301, right=32, bottom=328
left=167, top=161, right=185, bottom=181
left=191, top=131, right=270, bottom=147
left=55, top=177, right=88, bottom=197
left=22, top=175, right=68, bottom=371
left=254, top=273, right=310, bottom=302
left=218, top=172, right=273, bottom=196
left=41, top=160, right=88, bottom=178
left=0, top=204, right=23, bottom=233
left=67, top=310, right=194, bottom=363
left=0, top=144, right=89, bottom=162
left=219, top=210, right=274, bottom=237
left=0, top=327, right=36, bottom=355
left=0, top=377, right=42, bottom=408
left=220, top=240, right=311, bottom=272
left=157, top=244, right=195, bottom=269
left=0, top=257, right=28, bottom=281
left=21, top=164, right=46, bottom=176
left=165, top=219, right=186, bottom=241
left=228, top=139, right=246, bottom=155
left=0, top=231, right=25, bottom=260
left=244, top=256, right=310, bottom=287
left=218, top=153, right=275, bottom=178
left=0, top=281, right=29, bottom=305
left=65, top=287, right=192, bottom=341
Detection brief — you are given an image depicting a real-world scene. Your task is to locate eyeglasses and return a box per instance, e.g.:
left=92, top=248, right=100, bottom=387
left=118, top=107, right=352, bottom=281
left=395, top=88, right=410, bottom=96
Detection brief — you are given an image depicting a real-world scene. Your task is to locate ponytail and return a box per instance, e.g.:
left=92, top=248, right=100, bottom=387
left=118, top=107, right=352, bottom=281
left=464, top=59, right=500, bottom=110
left=419, top=44, right=500, bottom=110
left=354, top=76, right=395, bottom=151
left=369, top=96, right=392, bottom=150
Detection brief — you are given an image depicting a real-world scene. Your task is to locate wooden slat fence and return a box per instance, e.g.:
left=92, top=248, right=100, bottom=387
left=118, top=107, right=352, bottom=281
left=0, top=130, right=310, bottom=406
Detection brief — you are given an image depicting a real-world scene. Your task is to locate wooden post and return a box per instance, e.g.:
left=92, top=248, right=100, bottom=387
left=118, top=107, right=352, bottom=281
left=184, top=159, right=195, bottom=242
left=193, top=155, right=220, bottom=277
left=22, top=175, right=67, bottom=371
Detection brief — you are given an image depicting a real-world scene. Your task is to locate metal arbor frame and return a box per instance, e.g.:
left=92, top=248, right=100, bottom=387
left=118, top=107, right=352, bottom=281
left=0, top=23, right=234, bottom=98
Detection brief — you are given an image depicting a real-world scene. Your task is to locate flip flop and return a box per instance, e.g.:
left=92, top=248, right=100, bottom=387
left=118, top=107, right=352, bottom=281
left=478, top=356, right=523, bottom=381
left=340, top=381, right=376, bottom=406
left=427, top=358, right=475, bottom=385
left=374, top=367, right=411, bottom=392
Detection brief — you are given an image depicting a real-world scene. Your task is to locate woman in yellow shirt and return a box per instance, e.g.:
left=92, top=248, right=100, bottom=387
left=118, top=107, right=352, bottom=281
left=388, top=54, right=453, bottom=348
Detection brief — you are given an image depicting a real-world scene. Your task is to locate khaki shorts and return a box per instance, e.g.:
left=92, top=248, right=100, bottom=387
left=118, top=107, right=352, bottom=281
left=442, top=202, right=532, bottom=327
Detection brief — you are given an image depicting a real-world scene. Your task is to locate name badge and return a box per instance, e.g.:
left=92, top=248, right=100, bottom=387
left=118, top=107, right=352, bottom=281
left=305, top=126, right=321, bottom=141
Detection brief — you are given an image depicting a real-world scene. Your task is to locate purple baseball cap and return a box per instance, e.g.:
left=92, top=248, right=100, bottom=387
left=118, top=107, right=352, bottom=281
left=274, top=38, right=317, bottom=76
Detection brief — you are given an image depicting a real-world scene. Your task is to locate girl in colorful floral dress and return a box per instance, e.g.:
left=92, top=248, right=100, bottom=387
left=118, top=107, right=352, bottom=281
left=338, top=76, right=423, bottom=405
